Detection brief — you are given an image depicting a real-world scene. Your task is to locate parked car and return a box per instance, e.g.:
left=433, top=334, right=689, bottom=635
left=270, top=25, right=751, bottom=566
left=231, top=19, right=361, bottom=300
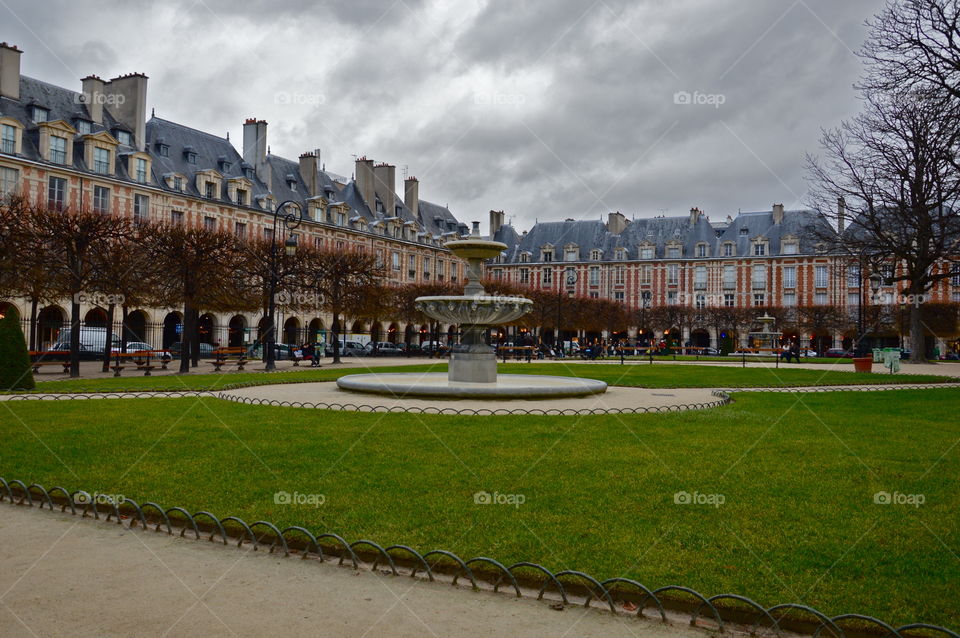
left=940, top=352, right=960, bottom=361
left=325, top=341, right=368, bottom=357
left=168, top=342, right=215, bottom=359
left=113, top=341, right=153, bottom=353
left=824, top=348, right=853, bottom=358
left=51, top=326, right=120, bottom=359
left=366, top=342, right=401, bottom=356
left=421, top=341, right=449, bottom=356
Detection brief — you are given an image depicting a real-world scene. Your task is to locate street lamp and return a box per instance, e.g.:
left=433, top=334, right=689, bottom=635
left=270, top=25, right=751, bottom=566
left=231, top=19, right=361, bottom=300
left=556, top=266, right=578, bottom=350
left=265, top=200, right=303, bottom=371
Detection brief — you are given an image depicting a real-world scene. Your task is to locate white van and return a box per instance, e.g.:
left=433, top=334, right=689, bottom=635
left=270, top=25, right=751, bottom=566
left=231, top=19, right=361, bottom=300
left=52, top=327, right=120, bottom=358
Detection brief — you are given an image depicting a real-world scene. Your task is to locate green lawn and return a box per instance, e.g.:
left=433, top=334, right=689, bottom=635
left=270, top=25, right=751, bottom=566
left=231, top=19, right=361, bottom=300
left=1, top=390, right=958, bottom=627
left=22, top=362, right=954, bottom=393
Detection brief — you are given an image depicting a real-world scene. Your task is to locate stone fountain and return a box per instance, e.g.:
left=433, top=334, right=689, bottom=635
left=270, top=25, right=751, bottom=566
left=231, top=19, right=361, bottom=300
left=336, top=222, right=607, bottom=399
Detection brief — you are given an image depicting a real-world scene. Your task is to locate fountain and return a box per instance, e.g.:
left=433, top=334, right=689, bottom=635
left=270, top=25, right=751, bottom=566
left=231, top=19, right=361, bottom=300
left=747, top=314, right=783, bottom=353
left=336, top=222, right=608, bottom=399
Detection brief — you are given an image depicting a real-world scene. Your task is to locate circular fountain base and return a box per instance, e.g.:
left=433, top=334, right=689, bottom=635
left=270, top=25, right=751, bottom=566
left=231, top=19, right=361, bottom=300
left=336, top=372, right=607, bottom=399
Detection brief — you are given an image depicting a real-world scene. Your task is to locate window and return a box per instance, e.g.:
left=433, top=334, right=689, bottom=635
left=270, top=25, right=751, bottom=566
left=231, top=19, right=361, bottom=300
left=815, top=265, right=828, bottom=288
left=615, top=248, right=626, bottom=260
left=0, top=166, right=19, bottom=196
left=722, top=243, right=734, bottom=257
left=640, top=245, right=654, bottom=259
left=565, top=248, right=578, bottom=262
left=186, top=151, right=197, bottom=164
left=783, top=292, right=796, bottom=307
left=171, top=210, right=184, bottom=225
left=76, top=120, right=91, bottom=135
left=590, top=249, right=601, bottom=261
left=542, top=249, right=553, bottom=262
left=173, top=176, right=183, bottom=192
left=696, top=244, right=708, bottom=257
left=93, top=147, right=110, bottom=174
left=520, top=253, right=529, bottom=263
left=117, top=131, right=133, bottom=146
left=667, top=291, right=678, bottom=305
left=337, top=212, right=346, bottom=226
left=234, top=222, right=246, bottom=238
left=739, top=227, right=749, bottom=235
left=492, top=269, right=502, bottom=280
left=783, top=266, right=796, bottom=288
left=93, top=185, right=110, bottom=213
left=424, top=257, right=431, bottom=274
left=847, top=265, right=860, bottom=288
left=264, top=228, right=274, bottom=241
left=752, top=264, right=767, bottom=288
left=205, top=182, right=216, bottom=198
left=49, top=136, right=67, bottom=164
left=782, top=242, right=798, bottom=255
left=542, top=269, right=553, bottom=285
left=614, top=291, right=625, bottom=302
left=204, top=216, right=216, bottom=231
left=640, top=265, right=652, bottom=284
left=694, top=265, right=707, bottom=289
left=236, top=189, right=247, bottom=206
left=158, top=143, right=169, bottom=157
left=723, top=265, right=736, bottom=289
left=32, top=106, right=49, bottom=122
left=951, top=264, right=960, bottom=287
left=408, top=254, right=416, bottom=279
left=391, top=251, right=400, bottom=271
left=520, top=268, right=529, bottom=284
left=724, top=293, right=735, bottom=307
left=848, top=292, right=860, bottom=308
left=2, top=124, right=17, bottom=154
left=666, top=245, right=680, bottom=258
left=815, top=291, right=828, bottom=305
left=135, top=158, right=148, bottom=183
left=614, top=266, right=625, bottom=284
left=589, top=291, right=599, bottom=299
left=667, top=264, right=679, bottom=285
left=753, top=293, right=766, bottom=306
left=753, top=242, right=766, bottom=256
left=451, top=263, right=458, bottom=281
left=695, top=294, right=706, bottom=309
left=589, top=266, right=600, bottom=285
left=133, top=194, right=149, bottom=222
left=48, top=176, right=66, bottom=209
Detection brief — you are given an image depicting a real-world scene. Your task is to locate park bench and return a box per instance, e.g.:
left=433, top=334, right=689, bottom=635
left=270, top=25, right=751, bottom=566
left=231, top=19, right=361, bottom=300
left=208, top=347, right=247, bottom=372
left=28, top=351, right=71, bottom=374
left=497, top=345, right=535, bottom=361
left=110, top=350, right=167, bottom=376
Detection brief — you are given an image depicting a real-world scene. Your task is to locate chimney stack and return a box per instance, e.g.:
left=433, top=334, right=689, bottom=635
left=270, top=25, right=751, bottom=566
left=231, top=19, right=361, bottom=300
left=0, top=42, right=22, bottom=101
left=103, top=73, right=148, bottom=150
left=689, top=207, right=702, bottom=227
left=772, top=203, right=784, bottom=225
left=299, top=152, right=319, bottom=197
left=81, top=75, right=106, bottom=125
left=355, top=157, right=376, bottom=213
left=373, top=163, right=396, bottom=214
left=242, top=119, right=270, bottom=188
left=489, top=209, right=505, bottom=237
left=607, top=211, right=627, bottom=234
left=837, top=196, right=846, bottom=233
left=404, top=176, right=419, bottom=218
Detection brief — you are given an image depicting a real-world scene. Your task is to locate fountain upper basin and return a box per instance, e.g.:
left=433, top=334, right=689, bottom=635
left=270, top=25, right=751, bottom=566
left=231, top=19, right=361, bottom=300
left=414, top=295, right=533, bottom=326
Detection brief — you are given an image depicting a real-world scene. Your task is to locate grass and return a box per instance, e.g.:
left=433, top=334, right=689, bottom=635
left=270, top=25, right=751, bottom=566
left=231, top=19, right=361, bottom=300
left=1, top=390, right=958, bottom=627
left=20, top=361, right=955, bottom=393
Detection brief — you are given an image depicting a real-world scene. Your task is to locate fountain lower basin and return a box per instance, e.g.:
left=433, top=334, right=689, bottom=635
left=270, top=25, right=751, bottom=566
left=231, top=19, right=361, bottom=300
left=336, top=372, right=607, bottom=399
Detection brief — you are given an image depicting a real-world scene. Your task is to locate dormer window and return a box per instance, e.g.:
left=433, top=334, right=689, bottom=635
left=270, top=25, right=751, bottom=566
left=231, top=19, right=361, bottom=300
left=49, top=135, right=67, bottom=164
left=640, top=245, right=655, bottom=260
left=173, top=176, right=183, bottom=191
left=396, top=204, right=403, bottom=216
left=722, top=242, right=735, bottom=257
left=337, top=212, right=346, bottom=226
left=93, top=147, right=110, bottom=174
left=666, top=245, right=681, bottom=258
left=696, top=243, right=708, bottom=258
left=183, top=147, right=197, bottom=164
left=218, top=157, right=231, bottom=172
left=135, top=157, right=148, bottom=183
left=243, top=167, right=254, bottom=179
left=116, top=130, right=133, bottom=146
left=32, top=106, right=49, bottom=123
left=564, top=247, right=578, bottom=261
left=782, top=241, right=798, bottom=255
left=542, top=249, right=554, bottom=262
left=753, top=241, right=766, bottom=256
left=236, top=189, right=247, bottom=206
left=1, top=122, right=19, bottom=154
left=76, top=120, right=92, bottom=135
left=739, top=227, right=749, bottom=236
left=375, top=198, right=385, bottom=213
left=520, top=252, right=530, bottom=263
left=205, top=182, right=216, bottom=198
left=157, top=142, right=169, bottom=157
left=590, top=249, right=602, bottom=261
left=290, top=182, right=297, bottom=192
left=615, top=247, right=626, bottom=260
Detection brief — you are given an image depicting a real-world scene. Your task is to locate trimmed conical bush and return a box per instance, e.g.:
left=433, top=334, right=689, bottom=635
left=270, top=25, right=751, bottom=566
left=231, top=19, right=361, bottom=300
left=0, top=308, right=35, bottom=390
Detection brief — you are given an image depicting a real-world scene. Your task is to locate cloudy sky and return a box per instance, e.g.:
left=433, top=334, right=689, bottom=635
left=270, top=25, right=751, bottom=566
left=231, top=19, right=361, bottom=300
left=2, top=0, right=879, bottom=230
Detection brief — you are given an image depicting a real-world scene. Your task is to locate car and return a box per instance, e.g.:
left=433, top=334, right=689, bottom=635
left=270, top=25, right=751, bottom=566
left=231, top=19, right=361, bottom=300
left=325, top=341, right=367, bottom=357
left=366, top=342, right=401, bottom=356
left=940, top=352, right=959, bottom=360
left=113, top=341, right=153, bottom=353
left=421, top=341, right=449, bottom=356
left=824, top=348, right=853, bottom=358
left=168, top=342, right=215, bottom=359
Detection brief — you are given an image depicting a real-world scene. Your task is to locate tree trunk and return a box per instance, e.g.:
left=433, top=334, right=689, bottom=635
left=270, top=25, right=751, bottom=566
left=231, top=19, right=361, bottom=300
left=120, top=306, right=129, bottom=352
left=191, top=307, right=200, bottom=368
left=69, top=296, right=81, bottom=378
left=909, top=301, right=926, bottom=363
left=29, top=298, right=37, bottom=351
left=101, top=303, right=115, bottom=373
left=178, top=303, right=192, bottom=374
left=332, top=312, right=341, bottom=364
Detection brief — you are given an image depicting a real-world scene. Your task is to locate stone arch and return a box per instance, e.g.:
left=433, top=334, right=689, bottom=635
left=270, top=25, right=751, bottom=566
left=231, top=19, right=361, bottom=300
left=84, top=307, right=108, bottom=327
left=162, top=312, right=183, bottom=349
left=690, top=328, right=711, bottom=348
left=228, top=315, right=247, bottom=348
left=307, top=318, right=324, bottom=343
left=38, top=305, right=67, bottom=350
left=387, top=322, right=400, bottom=343
left=370, top=321, right=382, bottom=344
left=123, top=310, right=149, bottom=345
left=283, top=317, right=301, bottom=345
left=0, top=301, right=20, bottom=321
left=198, top=313, right=217, bottom=345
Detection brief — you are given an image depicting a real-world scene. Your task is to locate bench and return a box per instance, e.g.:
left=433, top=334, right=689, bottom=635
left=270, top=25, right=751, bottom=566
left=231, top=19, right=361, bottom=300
left=28, top=351, right=71, bottom=374
left=209, top=347, right=248, bottom=372
left=497, top=346, right=535, bottom=361
left=110, top=350, right=161, bottom=376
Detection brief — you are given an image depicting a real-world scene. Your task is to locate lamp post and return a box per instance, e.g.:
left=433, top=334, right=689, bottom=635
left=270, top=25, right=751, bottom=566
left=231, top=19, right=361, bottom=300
left=556, top=266, right=578, bottom=351
left=264, top=200, right=303, bottom=371
left=855, top=256, right=884, bottom=357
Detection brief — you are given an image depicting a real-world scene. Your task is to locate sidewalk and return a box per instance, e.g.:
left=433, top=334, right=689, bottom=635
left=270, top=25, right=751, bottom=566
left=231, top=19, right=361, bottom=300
left=0, top=506, right=707, bottom=638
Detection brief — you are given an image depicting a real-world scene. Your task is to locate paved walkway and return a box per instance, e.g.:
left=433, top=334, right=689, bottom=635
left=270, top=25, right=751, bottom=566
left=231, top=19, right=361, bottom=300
left=0, top=506, right=707, bottom=638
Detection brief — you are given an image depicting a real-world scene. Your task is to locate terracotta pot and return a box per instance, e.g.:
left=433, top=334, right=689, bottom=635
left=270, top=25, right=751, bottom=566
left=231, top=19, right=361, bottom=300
left=853, top=357, right=873, bottom=373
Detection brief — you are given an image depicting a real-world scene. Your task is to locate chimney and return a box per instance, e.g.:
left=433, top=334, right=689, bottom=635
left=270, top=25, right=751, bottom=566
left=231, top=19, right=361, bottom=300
left=606, top=211, right=627, bottom=234
left=489, top=209, right=505, bottom=237
left=772, top=203, right=784, bottom=225
left=689, top=207, right=702, bottom=227
left=837, top=196, right=846, bottom=233
left=355, top=157, right=376, bottom=213
left=373, top=163, right=396, bottom=214
left=242, top=119, right=270, bottom=187
left=0, top=42, right=22, bottom=101
left=81, top=75, right=106, bottom=125
left=298, top=152, right=319, bottom=196
left=103, top=73, right=148, bottom=151
left=404, top=176, right=419, bottom=218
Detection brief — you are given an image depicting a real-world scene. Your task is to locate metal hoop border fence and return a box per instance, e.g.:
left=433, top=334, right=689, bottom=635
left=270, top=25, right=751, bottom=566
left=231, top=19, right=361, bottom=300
left=0, top=477, right=956, bottom=638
